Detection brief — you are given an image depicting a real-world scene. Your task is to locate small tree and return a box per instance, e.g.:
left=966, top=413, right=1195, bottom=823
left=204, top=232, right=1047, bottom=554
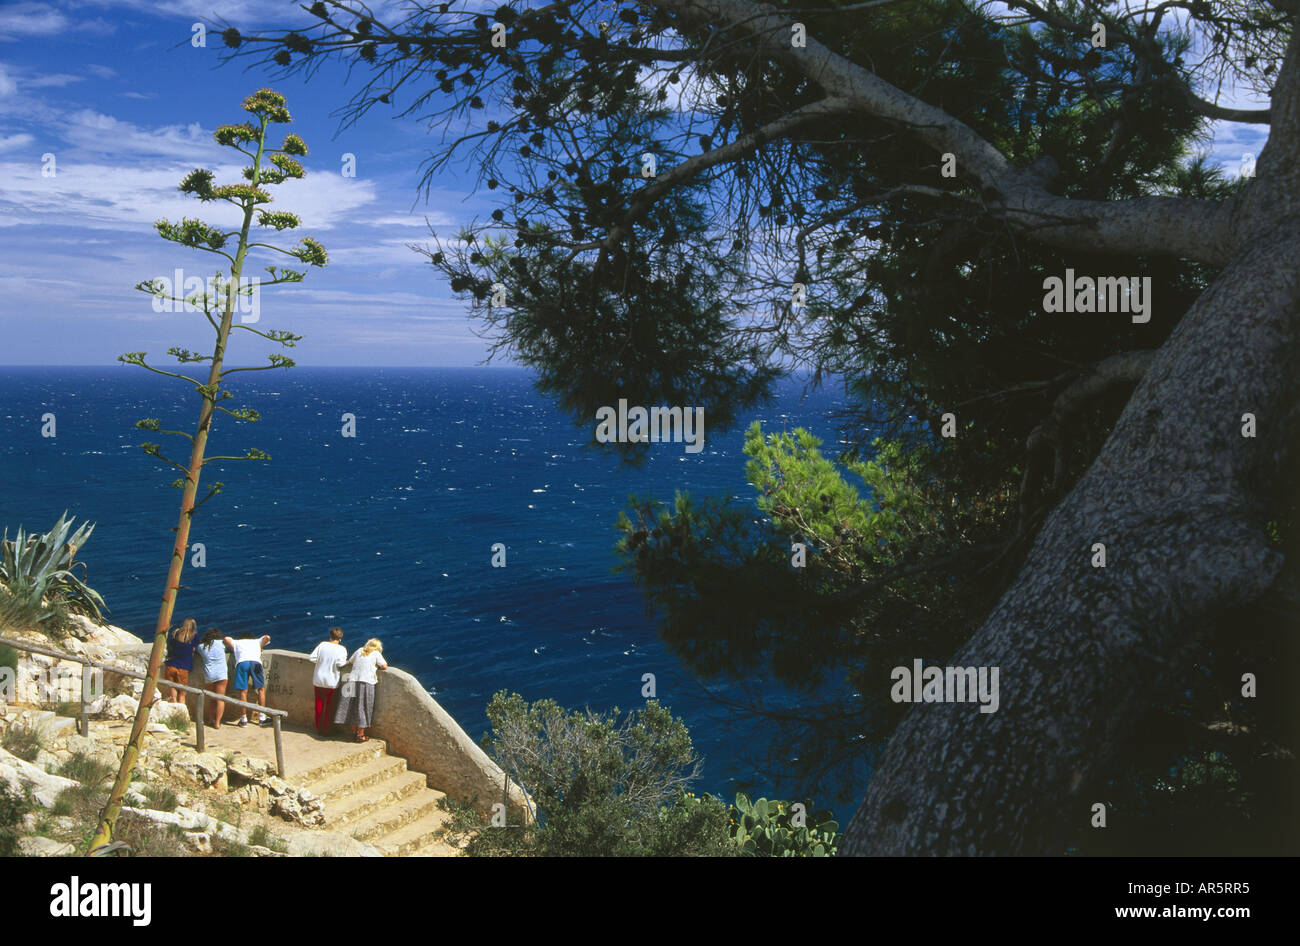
left=89, top=88, right=326, bottom=852
left=445, top=692, right=733, bottom=856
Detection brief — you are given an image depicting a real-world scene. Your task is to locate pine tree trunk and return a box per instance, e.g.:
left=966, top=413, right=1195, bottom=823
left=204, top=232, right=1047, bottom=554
left=841, top=130, right=1300, bottom=853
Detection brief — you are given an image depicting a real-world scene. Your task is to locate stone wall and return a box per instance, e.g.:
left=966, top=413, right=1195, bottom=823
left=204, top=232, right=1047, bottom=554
left=185, top=647, right=529, bottom=821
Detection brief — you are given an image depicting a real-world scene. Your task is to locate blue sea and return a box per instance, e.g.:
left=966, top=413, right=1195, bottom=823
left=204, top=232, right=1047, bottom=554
left=0, top=366, right=861, bottom=817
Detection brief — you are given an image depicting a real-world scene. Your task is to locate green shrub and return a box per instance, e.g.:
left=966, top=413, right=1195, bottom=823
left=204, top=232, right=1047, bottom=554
left=0, top=642, right=17, bottom=674
left=142, top=783, right=179, bottom=813
left=115, top=811, right=188, bottom=857
left=209, top=796, right=243, bottom=828
left=51, top=781, right=103, bottom=822
left=248, top=823, right=288, bottom=853
left=729, top=792, right=840, bottom=856
left=59, top=752, right=115, bottom=787
left=1, top=724, right=44, bottom=763
left=211, top=835, right=252, bottom=857
left=0, top=783, right=32, bottom=857
left=163, top=713, right=191, bottom=735
left=442, top=692, right=733, bottom=857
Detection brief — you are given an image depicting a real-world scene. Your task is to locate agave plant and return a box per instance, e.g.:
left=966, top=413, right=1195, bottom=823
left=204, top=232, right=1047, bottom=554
left=0, top=512, right=107, bottom=623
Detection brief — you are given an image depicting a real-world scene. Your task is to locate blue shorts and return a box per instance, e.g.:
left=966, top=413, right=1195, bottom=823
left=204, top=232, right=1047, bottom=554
left=233, top=661, right=265, bottom=691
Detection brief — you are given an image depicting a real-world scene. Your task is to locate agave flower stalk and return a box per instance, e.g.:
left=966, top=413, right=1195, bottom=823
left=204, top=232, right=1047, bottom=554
left=90, top=89, right=326, bottom=853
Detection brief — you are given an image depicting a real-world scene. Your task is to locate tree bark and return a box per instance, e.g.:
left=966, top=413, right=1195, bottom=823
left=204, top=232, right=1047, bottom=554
left=842, top=226, right=1299, bottom=854
left=841, top=27, right=1300, bottom=850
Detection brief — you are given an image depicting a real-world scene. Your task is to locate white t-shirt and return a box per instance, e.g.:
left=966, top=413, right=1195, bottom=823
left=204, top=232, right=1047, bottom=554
left=347, top=649, right=388, bottom=686
left=231, top=637, right=263, bottom=665
left=310, top=641, right=348, bottom=688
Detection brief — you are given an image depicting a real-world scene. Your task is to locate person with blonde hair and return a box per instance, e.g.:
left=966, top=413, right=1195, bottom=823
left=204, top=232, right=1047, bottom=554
left=333, top=638, right=388, bottom=742
left=162, top=618, right=198, bottom=703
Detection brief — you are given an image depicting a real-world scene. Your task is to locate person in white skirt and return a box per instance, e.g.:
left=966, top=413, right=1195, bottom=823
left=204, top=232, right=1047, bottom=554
left=334, top=638, right=388, bottom=742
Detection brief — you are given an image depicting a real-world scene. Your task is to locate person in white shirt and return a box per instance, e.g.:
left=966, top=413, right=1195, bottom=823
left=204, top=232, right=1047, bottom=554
left=224, top=633, right=272, bottom=727
left=309, top=627, right=348, bottom=735
left=333, top=637, right=388, bottom=742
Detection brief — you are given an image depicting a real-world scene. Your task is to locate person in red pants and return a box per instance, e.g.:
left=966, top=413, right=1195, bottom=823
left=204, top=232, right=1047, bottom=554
left=309, top=627, right=348, bottom=735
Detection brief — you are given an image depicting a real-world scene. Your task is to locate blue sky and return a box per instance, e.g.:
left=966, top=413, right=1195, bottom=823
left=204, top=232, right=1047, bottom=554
left=1, top=0, right=502, bottom=367
left=0, top=1, right=1270, bottom=367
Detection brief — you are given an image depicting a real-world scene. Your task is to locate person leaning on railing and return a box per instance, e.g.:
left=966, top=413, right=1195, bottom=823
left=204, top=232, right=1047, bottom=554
left=195, top=628, right=229, bottom=729
left=162, top=618, right=198, bottom=703
left=224, top=632, right=272, bottom=727
left=309, top=626, right=348, bottom=736
left=333, top=638, right=387, bottom=743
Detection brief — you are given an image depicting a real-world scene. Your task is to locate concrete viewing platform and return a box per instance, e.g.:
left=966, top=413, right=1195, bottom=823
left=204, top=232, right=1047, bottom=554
left=188, top=716, right=361, bottom=780
left=161, top=716, right=462, bottom=855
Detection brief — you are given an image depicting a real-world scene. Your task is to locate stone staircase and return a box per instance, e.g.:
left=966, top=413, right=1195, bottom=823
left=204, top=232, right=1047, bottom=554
left=294, top=737, right=459, bottom=856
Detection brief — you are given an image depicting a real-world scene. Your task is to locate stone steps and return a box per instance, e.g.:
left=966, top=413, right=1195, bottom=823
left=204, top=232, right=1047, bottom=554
left=342, top=787, right=447, bottom=842
left=294, top=736, right=458, bottom=856
left=325, top=770, right=430, bottom=829
left=374, top=808, right=458, bottom=857
left=294, top=739, right=388, bottom=785
left=308, top=754, right=410, bottom=806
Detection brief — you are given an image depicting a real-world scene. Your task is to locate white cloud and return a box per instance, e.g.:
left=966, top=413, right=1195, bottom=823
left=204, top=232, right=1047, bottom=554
left=58, top=108, right=221, bottom=161
left=0, top=156, right=379, bottom=234
left=315, top=238, right=434, bottom=268
left=23, top=73, right=85, bottom=90
left=0, top=133, right=34, bottom=153
left=363, top=212, right=456, bottom=229
left=0, top=3, right=74, bottom=38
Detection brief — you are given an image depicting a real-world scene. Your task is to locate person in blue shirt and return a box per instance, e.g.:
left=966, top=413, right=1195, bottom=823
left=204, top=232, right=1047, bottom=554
left=162, top=618, right=198, bottom=703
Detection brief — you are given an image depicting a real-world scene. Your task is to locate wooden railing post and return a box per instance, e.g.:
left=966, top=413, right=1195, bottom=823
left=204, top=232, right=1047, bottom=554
left=79, top=666, right=91, bottom=738
left=196, top=689, right=206, bottom=754
left=273, top=716, right=285, bottom=778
